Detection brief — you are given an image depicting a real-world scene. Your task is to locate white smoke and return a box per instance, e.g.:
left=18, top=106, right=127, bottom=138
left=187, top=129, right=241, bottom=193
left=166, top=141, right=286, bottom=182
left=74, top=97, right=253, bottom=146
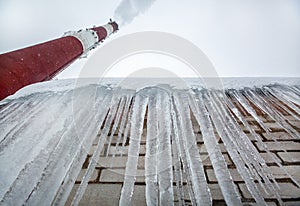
left=114, top=0, right=156, bottom=26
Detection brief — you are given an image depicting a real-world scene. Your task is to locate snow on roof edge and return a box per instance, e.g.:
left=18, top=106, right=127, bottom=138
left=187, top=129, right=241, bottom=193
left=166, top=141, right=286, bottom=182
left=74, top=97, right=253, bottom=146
left=1, top=77, right=299, bottom=103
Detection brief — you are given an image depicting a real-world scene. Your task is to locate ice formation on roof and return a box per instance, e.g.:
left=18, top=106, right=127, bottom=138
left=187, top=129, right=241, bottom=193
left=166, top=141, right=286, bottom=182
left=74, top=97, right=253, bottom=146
left=0, top=79, right=299, bottom=205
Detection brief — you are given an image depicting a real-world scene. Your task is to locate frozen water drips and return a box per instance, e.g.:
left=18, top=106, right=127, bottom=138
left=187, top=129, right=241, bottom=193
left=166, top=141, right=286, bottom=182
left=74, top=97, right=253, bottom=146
left=263, top=86, right=300, bottom=121
left=173, top=90, right=212, bottom=205
left=0, top=91, right=73, bottom=202
left=272, top=84, right=300, bottom=106
left=70, top=89, right=122, bottom=206
left=224, top=91, right=280, bottom=187
left=113, top=92, right=133, bottom=158
left=120, top=96, right=135, bottom=156
left=156, top=89, right=174, bottom=205
left=189, top=91, right=243, bottom=205
left=105, top=95, right=125, bottom=157
left=119, top=90, right=148, bottom=206
left=229, top=88, right=300, bottom=188
left=52, top=86, right=114, bottom=206
left=210, top=91, right=283, bottom=204
left=201, top=90, right=267, bottom=205
left=170, top=99, right=197, bottom=205
left=244, top=88, right=299, bottom=139
left=26, top=86, right=113, bottom=206
left=144, top=87, right=174, bottom=205
left=224, top=91, right=266, bottom=148
left=0, top=86, right=113, bottom=205
left=0, top=82, right=299, bottom=206
left=170, top=128, right=185, bottom=206
left=145, top=93, right=159, bottom=205
left=0, top=93, right=53, bottom=151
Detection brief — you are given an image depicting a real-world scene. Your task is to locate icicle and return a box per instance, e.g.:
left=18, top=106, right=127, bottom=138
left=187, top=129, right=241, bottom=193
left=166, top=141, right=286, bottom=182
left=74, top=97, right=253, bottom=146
left=272, top=85, right=300, bottom=105
left=224, top=92, right=280, bottom=184
left=225, top=91, right=266, bottom=148
left=114, top=93, right=133, bottom=157
left=173, top=90, right=212, bottom=205
left=23, top=86, right=110, bottom=206
left=119, top=90, right=148, bottom=206
left=0, top=101, right=25, bottom=126
left=0, top=93, right=54, bottom=151
left=230, top=89, right=270, bottom=132
left=106, top=96, right=125, bottom=157
left=0, top=101, right=19, bottom=120
left=201, top=90, right=267, bottom=205
left=121, top=96, right=135, bottom=155
left=1, top=80, right=299, bottom=205
left=145, top=93, right=158, bottom=206
left=230, top=89, right=293, bottom=172
left=230, top=89, right=300, bottom=188
left=1, top=138, right=67, bottom=206
left=212, top=91, right=269, bottom=171
left=244, top=88, right=299, bottom=139
left=0, top=91, right=72, bottom=202
left=263, top=86, right=300, bottom=121
left=170, top=98, right=196, bottom=205
left=210, top=91, right=283, bottom=204
left=156, top=89, right=174, bottom=205
left=189, top=91, right=242, bottom=206
left=170, top=130, right=185, bottom=206
left=294, top=85, right=300, bottom=93
left=0, top=93, right=49, bottom=125
left=71, top=89, right=121, bottom=206
left=212, top=91, right=272, bottom=196
left=51, top=86, right=114, bottom=206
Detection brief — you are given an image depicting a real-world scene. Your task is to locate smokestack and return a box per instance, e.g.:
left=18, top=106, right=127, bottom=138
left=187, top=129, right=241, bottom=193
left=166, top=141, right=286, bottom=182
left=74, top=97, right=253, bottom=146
left=0, top=21, right=118, bottom=100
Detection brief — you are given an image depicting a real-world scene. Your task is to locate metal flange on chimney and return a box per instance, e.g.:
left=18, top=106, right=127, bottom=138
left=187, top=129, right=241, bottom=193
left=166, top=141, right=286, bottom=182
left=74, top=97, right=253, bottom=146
left=0, top=21, right=118, bottom=100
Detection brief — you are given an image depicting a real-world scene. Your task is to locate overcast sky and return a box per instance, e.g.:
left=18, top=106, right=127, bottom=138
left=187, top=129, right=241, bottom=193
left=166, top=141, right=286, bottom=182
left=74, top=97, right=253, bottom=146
left=0, top=0, right=299, bottom=77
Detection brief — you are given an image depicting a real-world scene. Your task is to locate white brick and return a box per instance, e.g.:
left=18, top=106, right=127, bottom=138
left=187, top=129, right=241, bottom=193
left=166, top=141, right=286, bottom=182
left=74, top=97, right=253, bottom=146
left=88, top=145, right=97, bottom=155
left=260, top=152, right=282, bottom=164
left=98, top=156, right=145, bottom=168
left=132, top=185, right=146, bottom=206
left=174, top=184, right=225, bottom=201
left=255, top=141, right=300, bottom=151
left=268, top=166, right=300, bottom=183
left=246, top=133, right=261, bottom=141
left=242, top=201, right=277, bottom=206
left=263, top=122, right=283, bottom=131
left=76, top=169, right=98, bottom=182
left=66, top=184, right=122, bottom=206
left=239, top=183, right=300, bottom=199
left=199, top=143, right=227, bottom=153
left=209, top=184, right=225, bottom=200
left=206, top=169, right=243, bottom=182
left=195, top=132, right=204, bottom=143
left=173, top=185, right=191, bottom=201
left=244, top=116, right=256, bottom=122
left=288, top=120, right=300, bottom=129
left=245, top=116, right=267, bottom=122
left=284, top=201, right=300, bottom=206
left=285, top=115, right=298, bottom=121
left=261, top=132, right=293, bottom=140
left=104, top=145, right=146, bottom=156
left=202, top=153, right=232, bottom=166
left=278, top=152, right=300, bottom=163
left=240, top=124, right=261, bottom=133
left=100, top=169, right=145, bottom=183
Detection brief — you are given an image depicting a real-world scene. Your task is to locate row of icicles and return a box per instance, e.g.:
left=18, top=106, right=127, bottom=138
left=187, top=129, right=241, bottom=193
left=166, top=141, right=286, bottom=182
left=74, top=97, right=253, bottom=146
left=0, top=84, right=299, bottom=205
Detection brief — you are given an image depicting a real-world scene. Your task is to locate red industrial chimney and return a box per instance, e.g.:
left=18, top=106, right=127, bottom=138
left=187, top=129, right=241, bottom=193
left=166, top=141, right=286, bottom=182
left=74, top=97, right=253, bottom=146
left=0, top=21, right=118, bottom=100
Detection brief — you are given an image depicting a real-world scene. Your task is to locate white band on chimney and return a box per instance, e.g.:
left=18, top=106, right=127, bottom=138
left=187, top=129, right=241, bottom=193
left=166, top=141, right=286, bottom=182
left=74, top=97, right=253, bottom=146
left=64, top=29, right=99, bottom=54
left=102, top=24, right=114, bottom=36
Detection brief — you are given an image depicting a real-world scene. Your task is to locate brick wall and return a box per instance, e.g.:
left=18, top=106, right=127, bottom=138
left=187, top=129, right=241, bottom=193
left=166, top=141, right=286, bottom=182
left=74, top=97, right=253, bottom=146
left=66, top=103, right=300, bottom=205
